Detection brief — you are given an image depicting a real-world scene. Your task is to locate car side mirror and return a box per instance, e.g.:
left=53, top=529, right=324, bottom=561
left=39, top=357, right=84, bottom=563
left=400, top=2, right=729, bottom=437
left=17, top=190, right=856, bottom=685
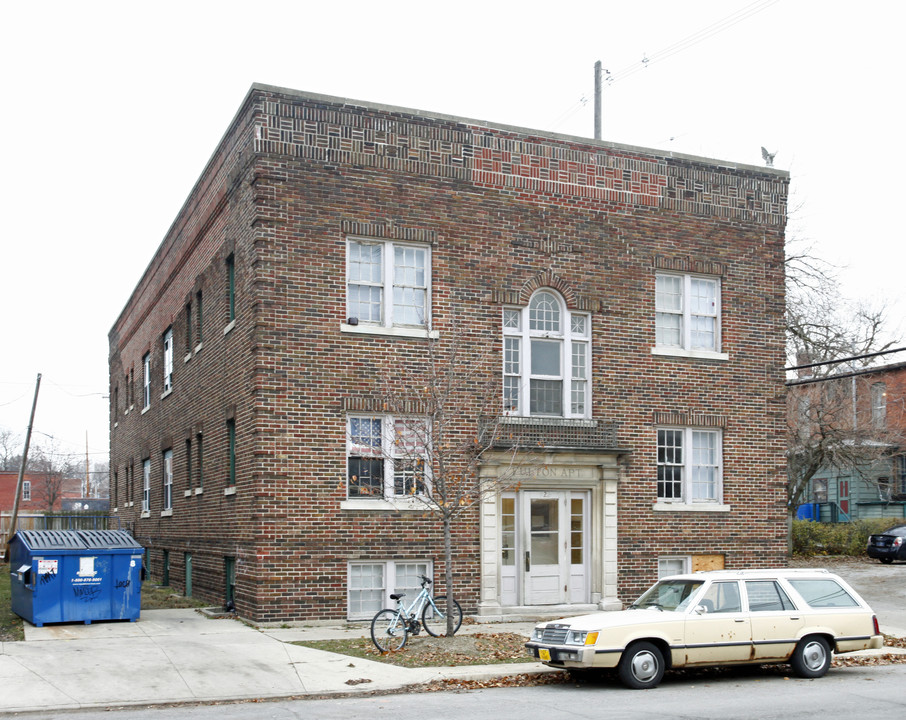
left=694, top=604, right=709, bottom=615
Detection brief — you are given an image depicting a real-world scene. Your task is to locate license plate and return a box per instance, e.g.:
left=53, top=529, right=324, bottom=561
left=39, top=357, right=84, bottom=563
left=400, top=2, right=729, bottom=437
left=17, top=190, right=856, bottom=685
left=539, top=648, right=551, bottom=661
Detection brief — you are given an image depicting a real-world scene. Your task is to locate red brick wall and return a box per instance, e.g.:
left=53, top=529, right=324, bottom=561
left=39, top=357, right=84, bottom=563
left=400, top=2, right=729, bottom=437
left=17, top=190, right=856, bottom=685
left=109, top=86, right=788, bottom=621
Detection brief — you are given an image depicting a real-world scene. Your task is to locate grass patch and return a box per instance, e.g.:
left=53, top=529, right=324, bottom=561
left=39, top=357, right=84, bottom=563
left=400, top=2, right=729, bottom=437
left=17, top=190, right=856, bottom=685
left=1, top=564, right=25, bottom=642
left=140, top=581, right=208, bottom=611
left=293, top=632, right=535, bottom=668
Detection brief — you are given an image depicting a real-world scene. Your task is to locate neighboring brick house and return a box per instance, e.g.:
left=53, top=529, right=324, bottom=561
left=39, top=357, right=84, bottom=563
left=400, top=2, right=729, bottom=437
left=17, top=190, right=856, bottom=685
left=108, top=84, right=789, bottom=623
left=792, top=360, right=906, bottom=522
left=1, top=470, right=82, bottom=513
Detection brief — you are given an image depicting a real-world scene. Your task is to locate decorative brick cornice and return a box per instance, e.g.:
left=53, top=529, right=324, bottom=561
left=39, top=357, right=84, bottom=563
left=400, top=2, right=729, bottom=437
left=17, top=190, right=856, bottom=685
left=252, top=91, right=788, bottom=227
left=653, top=255, right=727, bottom=277
left=652, top=411, right=727, bottom=428
left=341, top=220, right=437, bottom=245
left=341, top=396, right=429, bottom=414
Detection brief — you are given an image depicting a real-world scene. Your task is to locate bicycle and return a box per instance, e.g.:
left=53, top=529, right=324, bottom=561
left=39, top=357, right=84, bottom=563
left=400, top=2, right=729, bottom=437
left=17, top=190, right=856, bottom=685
left=370, top=574, right=463, bottom=652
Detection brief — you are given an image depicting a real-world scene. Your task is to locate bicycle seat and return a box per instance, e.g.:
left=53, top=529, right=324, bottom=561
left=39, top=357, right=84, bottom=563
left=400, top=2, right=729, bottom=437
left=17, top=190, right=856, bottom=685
left=390, top=593, right=406, bottom=601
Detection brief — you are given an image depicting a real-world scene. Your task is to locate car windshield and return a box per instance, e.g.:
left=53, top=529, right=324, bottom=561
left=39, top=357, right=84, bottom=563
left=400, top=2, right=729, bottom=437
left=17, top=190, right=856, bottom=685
left=631, top=580, right=704, bottom=612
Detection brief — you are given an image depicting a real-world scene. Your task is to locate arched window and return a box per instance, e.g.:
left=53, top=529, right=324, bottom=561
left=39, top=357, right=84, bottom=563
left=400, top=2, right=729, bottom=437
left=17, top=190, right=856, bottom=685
left=502, top=290, right=590, bottom=418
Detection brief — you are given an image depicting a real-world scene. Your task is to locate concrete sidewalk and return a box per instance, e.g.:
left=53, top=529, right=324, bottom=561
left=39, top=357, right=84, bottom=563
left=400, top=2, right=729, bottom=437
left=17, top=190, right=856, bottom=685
left=0, top=610, right=544, bottom=714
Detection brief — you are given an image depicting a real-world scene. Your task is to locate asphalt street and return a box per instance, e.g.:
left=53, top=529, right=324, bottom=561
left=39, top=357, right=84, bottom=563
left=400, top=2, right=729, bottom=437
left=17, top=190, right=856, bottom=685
left=33, top=665, right=906, bottom=720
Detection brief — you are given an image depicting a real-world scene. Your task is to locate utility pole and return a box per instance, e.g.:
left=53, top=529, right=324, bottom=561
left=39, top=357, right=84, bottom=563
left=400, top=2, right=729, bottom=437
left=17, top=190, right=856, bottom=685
left=594, top=60, right=602, bottom=140
left=5, top=373, right=41, bottom=551
left=85, top=432, right=91, bottom=498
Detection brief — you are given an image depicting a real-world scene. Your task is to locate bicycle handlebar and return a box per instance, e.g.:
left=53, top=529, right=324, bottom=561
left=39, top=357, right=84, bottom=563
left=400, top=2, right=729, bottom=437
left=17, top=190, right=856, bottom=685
left=419, top=574, right=432, bottom=586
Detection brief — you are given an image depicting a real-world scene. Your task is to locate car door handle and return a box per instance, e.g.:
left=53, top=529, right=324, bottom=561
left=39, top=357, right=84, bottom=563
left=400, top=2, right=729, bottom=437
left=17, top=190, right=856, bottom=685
left=734, top=619, right=746, bottom=623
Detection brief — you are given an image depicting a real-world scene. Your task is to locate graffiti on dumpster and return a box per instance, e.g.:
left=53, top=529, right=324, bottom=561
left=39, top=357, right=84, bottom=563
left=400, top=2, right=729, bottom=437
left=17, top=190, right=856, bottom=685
left=115, top=578, right=131, bottom=589
left=39, top=569, right=57, bottom=585
left=72, top=584, right=103, bottom=602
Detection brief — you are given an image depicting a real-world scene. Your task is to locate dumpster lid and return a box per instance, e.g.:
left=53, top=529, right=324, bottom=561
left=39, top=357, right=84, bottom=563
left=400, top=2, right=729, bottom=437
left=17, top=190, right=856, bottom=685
left=12, top=529, right=142, bottom=551
left=15, top=530, right=85, bottom=551
left=78, top=530, right=143, bottom=550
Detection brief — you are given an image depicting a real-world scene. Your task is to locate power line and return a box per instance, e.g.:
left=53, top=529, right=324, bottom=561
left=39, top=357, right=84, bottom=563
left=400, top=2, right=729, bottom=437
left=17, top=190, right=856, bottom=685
left=606, top=0, right=780, bottom=86
left=549, top=0, right=780, bottom=132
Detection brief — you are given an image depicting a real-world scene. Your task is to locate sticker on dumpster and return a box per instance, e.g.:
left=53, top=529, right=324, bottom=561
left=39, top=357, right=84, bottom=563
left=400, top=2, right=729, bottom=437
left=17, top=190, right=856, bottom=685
left=77, top=556, right=97, bottom=578
left=38, top=559, right=58, bottom=575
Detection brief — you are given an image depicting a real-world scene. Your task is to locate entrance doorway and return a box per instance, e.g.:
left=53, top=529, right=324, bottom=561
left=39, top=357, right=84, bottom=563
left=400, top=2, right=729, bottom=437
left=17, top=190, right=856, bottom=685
left=501, top=490, right=588, bottom=606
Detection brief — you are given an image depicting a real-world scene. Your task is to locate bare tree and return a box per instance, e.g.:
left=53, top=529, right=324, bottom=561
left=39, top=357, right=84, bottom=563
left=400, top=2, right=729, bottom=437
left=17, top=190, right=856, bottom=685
left=90, top=460, right=110, bottom=498
left=356, top=323, right=533, bottom=636
left=28, top=440, right=79, bottom=511
left=785, top=237, right=902, bottom=514
left=0, top=428, right=21, bottom=471
left=787, top=371, right=903, bottom=512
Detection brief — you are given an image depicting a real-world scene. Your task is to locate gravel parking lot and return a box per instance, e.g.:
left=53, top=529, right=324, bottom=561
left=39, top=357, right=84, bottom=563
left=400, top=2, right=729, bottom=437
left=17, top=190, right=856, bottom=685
left=790, top=556, right=906, bottom=635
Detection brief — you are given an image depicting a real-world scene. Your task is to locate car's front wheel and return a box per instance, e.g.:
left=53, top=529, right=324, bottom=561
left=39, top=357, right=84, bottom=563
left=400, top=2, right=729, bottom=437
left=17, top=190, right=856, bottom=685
left=618, top=641, right=665, bottom=689
left=880, top=557, right=894, bottom=564
left=790, top=636, right=831, bottom=678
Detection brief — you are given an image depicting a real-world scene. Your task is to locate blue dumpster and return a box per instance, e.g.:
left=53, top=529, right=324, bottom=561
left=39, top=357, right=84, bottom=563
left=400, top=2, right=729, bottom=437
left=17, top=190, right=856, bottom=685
left=8, top=529, right=143, bottom=627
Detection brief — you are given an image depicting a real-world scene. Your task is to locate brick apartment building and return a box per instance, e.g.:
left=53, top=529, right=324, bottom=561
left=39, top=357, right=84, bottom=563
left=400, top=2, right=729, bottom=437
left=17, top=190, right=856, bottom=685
left=108, top=84, right=789, bottom=623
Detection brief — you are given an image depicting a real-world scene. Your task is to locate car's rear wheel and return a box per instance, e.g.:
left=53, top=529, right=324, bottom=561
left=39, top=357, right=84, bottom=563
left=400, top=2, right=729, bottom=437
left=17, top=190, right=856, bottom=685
left=618, top=641, right=665, bottom=689
left=790, top=636, right=831, bottom=678
left=880, top=557, right=893, bottom=564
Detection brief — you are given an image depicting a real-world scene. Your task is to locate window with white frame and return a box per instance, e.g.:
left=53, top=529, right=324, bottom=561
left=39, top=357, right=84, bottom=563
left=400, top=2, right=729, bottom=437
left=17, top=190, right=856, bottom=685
left=657, top=428, right=722, bottom=503
left=346, top=238, right=430, bottom=329
left=871, top=382, right=887, bottom=429
left=347, top=416, right=429, bottom=499
left=348, top=560, right=431, bottom=620
left=502, top=289, right=590, bottom=417
left=142, top=352, right=151, bottom=409
left=163, top=328, right=173, bottom=393
left=142, top=458, right=151, bottom=512
left=658, top=556, right=690, bottom=578
left=655, top=273, right=721, bottom=353
left=162, top=449, right=173, bottom=511
left=22, top=480, right=31, bottom=501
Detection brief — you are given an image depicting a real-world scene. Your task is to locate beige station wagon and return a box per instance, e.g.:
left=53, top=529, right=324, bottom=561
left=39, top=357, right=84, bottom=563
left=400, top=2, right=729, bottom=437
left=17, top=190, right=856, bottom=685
left=525, top=568, right=883, bottom=689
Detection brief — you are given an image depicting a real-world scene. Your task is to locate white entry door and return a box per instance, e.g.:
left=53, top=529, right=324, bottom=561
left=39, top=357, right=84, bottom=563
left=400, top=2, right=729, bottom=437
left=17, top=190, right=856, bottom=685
left=525, top=492, right=564, bottom=604
left=500, top=491, right=587, bottom=606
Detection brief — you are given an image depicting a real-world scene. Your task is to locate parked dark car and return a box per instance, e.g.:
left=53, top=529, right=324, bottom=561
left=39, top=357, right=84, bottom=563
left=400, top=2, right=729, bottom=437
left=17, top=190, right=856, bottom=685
left=867, top=525, right=906, bottom=563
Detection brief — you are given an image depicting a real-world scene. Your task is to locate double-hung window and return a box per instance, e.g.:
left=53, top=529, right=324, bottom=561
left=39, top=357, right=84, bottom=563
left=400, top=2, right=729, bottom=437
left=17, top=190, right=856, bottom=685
left=227, top=419, right=236, bottom=486
left=346, top=238, right=430, bottom=330
left=142, top=458, right=151, bottom=512
left=347, top=416, right=429, bottom=499
left=142, top=353, right=151, bottom=410
left=871, top=382, right=887, bottom=429
left=226, top=254, right=236, bottom=324
left=163, top=328, right=173, bottom=393
left=502, top=290, right=590, bottom=417
left=22, top=480, right=31, bottom=501
left=657, top=428, right=722, bottom=504
left=655, top=274, right=722, bottom=355
left=162, top=449, right=173, bottom=511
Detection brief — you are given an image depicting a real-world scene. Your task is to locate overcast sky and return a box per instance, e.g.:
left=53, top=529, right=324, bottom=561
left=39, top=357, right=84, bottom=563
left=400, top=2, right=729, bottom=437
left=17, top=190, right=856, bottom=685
left=1, top=0, right=904, bottom=465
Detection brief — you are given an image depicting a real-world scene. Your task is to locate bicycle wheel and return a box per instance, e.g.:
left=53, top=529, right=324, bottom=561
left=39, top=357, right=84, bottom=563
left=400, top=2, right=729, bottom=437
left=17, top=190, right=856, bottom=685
left=421, top=596, right=463, bottom=637
left=370, top=609, right=408, bottom=652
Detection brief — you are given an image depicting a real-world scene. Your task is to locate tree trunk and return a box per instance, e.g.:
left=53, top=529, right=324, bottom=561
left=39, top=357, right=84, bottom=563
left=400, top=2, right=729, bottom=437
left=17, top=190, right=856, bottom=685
left=443, top=513, right=456, bottom=636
